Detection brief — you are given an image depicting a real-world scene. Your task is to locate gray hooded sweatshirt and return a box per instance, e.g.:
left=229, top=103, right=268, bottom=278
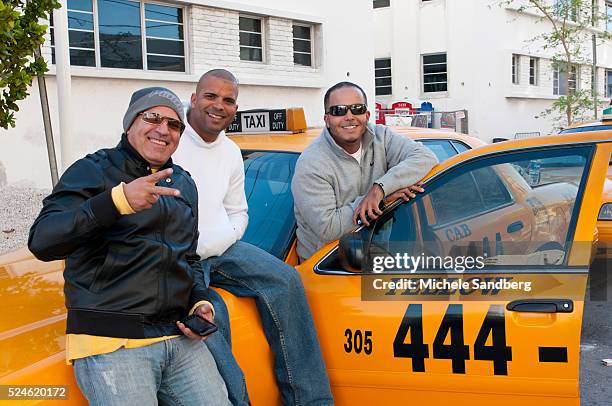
left=292, top=123, right=438, bottom=260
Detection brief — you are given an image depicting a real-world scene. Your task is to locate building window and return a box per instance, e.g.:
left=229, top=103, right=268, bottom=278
left=512, top=54, right=520, bottom=84
left=293, top=24, right=312, bottom=66
left=607, top=1, right=612, bottom=31
left=50, top=0, right=96, bottom=67
left=144, top=4, right=185, bottom=72
left=422, top=53, right=447, bottom=93
left=239, top=16, right=263, bottom=62
left=375, top=58, right=392, bottom=95
left=50, top=0, right=185, bottom=72
left=553, top=63, right=578, bottom=95
left=606, top=70, right=612, bottom=97
left=554, top=0, right=578, bottom=22
left=98, top=0, right=143, bottom=69
left=529, top=57, right=539, bottom=85
left=373, top=0, right=390, bottom=8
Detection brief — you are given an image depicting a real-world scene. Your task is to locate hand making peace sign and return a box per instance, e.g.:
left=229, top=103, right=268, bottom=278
left=123, top=168, right=180, bottom=212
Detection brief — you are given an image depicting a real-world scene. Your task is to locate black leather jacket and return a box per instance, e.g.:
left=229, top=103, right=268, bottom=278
left=29, top=136, right=207, bottom=338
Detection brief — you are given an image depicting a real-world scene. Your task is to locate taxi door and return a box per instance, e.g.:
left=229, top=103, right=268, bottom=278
left=299, top=140, right=611, bottom=406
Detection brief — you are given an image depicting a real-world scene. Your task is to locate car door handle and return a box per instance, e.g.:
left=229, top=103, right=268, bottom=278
left=507, top=221, right=524, bottom=233
left=506, top=299, right=573, bottom=313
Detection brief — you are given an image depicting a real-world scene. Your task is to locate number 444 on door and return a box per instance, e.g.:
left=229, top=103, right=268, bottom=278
left=394, top=304, right=512, bottom=375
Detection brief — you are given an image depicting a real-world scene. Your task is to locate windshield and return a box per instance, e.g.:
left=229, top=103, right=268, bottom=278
left=241, top=151, right=299, bottom=259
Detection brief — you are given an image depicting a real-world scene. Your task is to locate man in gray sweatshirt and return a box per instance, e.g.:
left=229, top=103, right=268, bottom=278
left=292, top=81, right=438, bottom=261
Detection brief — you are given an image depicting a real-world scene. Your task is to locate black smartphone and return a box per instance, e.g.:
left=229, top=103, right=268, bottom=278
left=181, top=314, right=218, bottom=337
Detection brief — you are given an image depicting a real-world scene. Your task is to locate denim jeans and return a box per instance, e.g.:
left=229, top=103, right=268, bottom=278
left=73, top=336, right=231, bottom=406
left=204, top=288, right=250, bottom=406
left=202, top=241, right=333, bottom=406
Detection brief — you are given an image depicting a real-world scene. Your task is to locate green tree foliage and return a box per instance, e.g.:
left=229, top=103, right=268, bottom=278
left=501, top=0, right=611, bottom=128
left=0, top=0, right=60, bottom=129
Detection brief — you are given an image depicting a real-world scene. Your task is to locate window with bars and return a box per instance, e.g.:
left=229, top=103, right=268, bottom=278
left=553, top=63, right=578, bottom=95
left=293, top=24, right=312, bottom=66
left=144, top=4, right=185, bottom=71
left=512, top=54, right=520, bottom=84
left=50, top=0, right=95, bottom=66
left=422, top=53, right=447, bottom=93
left=49, top=0, right=185, bottom=72
left=239, top=16, right=263, bottom=62
left=375, top=58, right=392, bottom=95
left=529, top=57, right=539, bottom=85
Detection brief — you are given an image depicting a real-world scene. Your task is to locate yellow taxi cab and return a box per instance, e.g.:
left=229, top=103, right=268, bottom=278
left=0, top=123, right=609, bottom=405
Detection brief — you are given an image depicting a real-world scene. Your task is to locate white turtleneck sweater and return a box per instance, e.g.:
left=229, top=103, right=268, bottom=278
left=173, top=119, right=248, bottom=259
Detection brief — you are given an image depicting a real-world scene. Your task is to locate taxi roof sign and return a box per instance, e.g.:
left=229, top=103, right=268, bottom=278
left=226, top=107, right=307, bottom=134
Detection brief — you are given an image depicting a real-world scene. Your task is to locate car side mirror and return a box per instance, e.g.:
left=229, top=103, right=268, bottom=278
left=338, top=233, right=366, bottom=272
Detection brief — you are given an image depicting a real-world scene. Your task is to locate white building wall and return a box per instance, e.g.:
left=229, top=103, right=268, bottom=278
left=374, top=7, right=392, bottom=57
left=1, top=0, right=374, bottom=189
left=375, top=0, right=612, bottom=141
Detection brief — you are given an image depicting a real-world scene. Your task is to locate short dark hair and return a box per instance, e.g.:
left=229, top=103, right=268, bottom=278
left=196, top=69, right=239, bottom=93
left=323, top=81, right=367, bottom=111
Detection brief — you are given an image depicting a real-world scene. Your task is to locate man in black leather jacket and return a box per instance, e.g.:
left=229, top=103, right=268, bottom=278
left=28, top=87, right=231, bottom=406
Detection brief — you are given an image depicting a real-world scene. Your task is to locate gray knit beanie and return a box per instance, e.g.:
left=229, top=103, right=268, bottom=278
left=123, top=87, right=184, bottom=132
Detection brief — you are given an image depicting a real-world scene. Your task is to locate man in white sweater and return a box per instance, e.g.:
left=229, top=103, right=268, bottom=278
left=173, top=69, right=332, bottom=406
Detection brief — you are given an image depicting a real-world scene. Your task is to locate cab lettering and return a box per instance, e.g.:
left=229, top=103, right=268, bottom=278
left=445, top=224, right=472, bottom=241
left=241, top=112, right=270, bottom=132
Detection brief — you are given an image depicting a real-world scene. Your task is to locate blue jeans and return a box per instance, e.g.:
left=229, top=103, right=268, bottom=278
left=202, top=241, right=333, bottom=406
left=73, top=336, right=231, bottom=406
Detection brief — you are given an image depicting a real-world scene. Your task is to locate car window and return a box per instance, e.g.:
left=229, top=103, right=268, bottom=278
left=241, top=151, right=298, bottom=259
left=430, top=166, right=512, bottom=225
left=475, top=167, right=513, bottom=209
left=451, top=140, right=470, bottom=153
left=320, top=146, right=592, bottom=273
left=419, top=140, right=457, bottom=162
left=511, top=154, right=585, bottom=188
left=429, top=170, right=483, bottom=225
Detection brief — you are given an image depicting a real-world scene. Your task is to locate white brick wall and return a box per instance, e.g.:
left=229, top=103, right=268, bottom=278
left=189, top=6, right=320, bottom=81
left=191, top=6, right=241, bottom=69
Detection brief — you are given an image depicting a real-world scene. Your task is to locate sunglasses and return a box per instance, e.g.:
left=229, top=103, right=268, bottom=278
left=140, top=112, right=185, bottom=134
left=326, top=103, right=368, bottom=117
